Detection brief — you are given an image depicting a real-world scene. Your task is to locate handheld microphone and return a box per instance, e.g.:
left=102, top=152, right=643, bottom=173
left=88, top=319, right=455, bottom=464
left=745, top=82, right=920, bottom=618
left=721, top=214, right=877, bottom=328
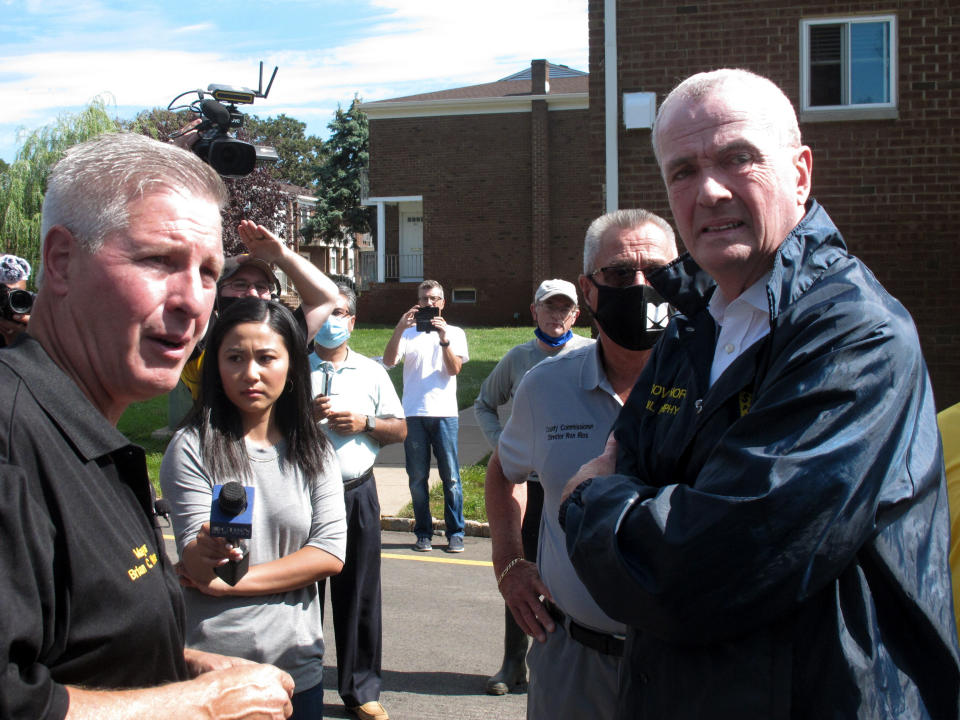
left=210, top=481, right=255, bottom=586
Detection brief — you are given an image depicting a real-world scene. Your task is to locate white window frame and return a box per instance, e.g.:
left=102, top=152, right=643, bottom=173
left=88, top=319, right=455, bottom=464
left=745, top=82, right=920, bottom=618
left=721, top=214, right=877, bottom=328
left=799, top=14, right=898, bottom=122
left=451, top=288, right=477, bottom=304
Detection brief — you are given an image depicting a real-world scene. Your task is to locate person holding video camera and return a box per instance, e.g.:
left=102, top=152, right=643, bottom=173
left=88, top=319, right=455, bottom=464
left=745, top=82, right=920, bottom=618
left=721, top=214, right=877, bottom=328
left=0, top=254, right=33, bottom=348
left=383, top=280, right=469, bottom=553
left=161, top=298, right=347, bottom=720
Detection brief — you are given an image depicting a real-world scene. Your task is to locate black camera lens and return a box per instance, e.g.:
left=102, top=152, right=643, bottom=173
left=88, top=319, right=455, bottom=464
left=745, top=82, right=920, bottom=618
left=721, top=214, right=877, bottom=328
left=208, top=138, right=257, bottom=177
left=0, top=286, right=34, bottom=320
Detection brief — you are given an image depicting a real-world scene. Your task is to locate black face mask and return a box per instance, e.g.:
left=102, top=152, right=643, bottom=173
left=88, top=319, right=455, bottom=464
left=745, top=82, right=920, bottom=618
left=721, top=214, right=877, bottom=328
left=216, top=293, right=241, bottom=315
left=588, top=279, right=672, bottom=351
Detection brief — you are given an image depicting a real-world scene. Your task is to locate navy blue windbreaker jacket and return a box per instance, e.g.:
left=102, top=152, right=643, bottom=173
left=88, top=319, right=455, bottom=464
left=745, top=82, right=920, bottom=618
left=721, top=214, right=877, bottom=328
left=562, top=201, right=960, bottom=718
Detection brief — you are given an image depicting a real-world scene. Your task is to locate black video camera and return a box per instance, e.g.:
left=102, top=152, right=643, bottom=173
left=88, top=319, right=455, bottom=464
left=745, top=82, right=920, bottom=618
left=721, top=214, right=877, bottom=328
left=0, top=285, right=34, bottom=322
left=168, top=62, right=279, bottom=177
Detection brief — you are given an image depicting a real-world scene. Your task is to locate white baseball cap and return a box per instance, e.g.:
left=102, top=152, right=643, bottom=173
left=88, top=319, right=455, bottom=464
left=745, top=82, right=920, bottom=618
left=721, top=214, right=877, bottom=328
left=534, top=278, right=578, bottom=305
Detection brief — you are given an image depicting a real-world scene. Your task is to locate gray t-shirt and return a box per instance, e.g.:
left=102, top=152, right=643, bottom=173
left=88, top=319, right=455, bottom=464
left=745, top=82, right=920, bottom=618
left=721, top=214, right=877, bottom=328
left=497, top=343, right=626, bottom=634
left=474, top=335, right=594, bottom=447
left=159, top=428, right=347, bottom=692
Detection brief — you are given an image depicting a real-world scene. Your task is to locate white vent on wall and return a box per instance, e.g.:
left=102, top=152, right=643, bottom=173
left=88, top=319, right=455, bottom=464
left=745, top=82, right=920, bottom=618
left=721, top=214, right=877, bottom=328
left=623, top=92, right=656, bottom=129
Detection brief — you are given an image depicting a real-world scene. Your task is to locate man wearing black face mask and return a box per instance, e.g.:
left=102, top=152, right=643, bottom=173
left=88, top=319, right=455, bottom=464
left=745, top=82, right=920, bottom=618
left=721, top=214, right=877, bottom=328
left=485, top=209, right=677, bottom=720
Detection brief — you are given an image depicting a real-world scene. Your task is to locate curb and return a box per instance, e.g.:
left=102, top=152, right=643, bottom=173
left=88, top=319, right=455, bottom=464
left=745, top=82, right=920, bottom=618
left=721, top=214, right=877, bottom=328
left=380, top=516, right=490, bottom=538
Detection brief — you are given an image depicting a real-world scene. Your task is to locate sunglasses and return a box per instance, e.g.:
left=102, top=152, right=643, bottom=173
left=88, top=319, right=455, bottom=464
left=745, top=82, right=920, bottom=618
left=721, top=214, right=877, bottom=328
left=589, top=265, right=645, bottom=288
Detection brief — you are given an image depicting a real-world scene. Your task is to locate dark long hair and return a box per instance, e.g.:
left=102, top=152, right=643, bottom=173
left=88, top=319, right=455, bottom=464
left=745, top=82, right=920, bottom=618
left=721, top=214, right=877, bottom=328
left=191, top=298, right=329, bottom=484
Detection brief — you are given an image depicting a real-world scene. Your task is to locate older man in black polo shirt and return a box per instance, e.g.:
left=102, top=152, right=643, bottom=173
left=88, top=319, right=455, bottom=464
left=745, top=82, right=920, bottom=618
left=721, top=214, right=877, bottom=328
left=0, top=133, right=294, bottom=719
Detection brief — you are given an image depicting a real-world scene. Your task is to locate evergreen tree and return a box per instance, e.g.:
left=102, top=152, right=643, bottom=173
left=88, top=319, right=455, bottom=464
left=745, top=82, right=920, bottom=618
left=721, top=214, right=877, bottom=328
left=0, top=99, right=117, bottom=286
left=305, top=98, right=372, bottom=244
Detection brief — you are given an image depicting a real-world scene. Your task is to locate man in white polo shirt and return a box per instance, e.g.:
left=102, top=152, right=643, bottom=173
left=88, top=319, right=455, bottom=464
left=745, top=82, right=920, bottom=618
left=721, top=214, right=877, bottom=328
left=312, top=283, right=406, bottom=720
left=486, top=209, right=677, bottom=719
left=383, top=280, right=469, bottom=553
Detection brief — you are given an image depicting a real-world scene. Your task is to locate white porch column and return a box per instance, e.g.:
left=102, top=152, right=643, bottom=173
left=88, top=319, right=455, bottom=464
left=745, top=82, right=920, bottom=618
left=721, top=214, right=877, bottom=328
left=376, top=202, right=386, bottom=283
left=604, top=0, right=619, bottom=213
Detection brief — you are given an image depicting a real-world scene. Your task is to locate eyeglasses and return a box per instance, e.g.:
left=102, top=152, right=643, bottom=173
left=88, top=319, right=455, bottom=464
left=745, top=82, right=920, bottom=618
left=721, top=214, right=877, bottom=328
left=222, top=279, right=273, bottom=296
left=331, top=308, right=353, bottom=318
left=418, top=294, right=443, bottom=305
left=536, top=302, right=578, bottom=317
left=589, top=265, right=645, bottom=289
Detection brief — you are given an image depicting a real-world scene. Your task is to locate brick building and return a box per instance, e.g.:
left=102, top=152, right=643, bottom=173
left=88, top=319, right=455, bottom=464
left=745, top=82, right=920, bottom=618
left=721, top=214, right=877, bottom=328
left=358, top=61, right=594, bottom=325
left=590, top=0, right=959, bottom=407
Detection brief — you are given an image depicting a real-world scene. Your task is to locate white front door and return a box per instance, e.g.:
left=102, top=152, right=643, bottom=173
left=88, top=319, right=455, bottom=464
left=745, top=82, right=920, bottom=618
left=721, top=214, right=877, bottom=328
left=399, top=205, right=423, bottom=282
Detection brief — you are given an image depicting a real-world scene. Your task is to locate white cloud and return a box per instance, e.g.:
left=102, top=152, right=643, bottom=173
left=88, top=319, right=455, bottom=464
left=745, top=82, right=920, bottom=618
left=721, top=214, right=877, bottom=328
left=0, top=0, right=587, bottom=161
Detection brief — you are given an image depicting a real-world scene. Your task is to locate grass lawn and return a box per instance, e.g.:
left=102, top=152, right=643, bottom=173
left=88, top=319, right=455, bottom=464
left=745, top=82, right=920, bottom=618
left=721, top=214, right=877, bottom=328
left=116, top=394, right=173, bottom=496
left=394, top=453, right=492, bottom=523
left=348, top=324, right=591, bottom=411
left=118, top=324, right=591, bottom=517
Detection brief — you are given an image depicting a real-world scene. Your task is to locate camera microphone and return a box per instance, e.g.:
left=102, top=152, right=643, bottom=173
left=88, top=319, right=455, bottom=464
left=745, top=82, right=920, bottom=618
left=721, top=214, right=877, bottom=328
left=199, top=98, right=231, bottom=130
left=210, top=481, right=255, bottom=586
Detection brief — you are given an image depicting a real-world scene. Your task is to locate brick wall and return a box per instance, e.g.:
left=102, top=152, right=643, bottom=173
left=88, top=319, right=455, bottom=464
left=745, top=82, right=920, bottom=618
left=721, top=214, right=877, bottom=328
left=588, top=0, right=960, bottom=407
left=363, top=107, right=595, bottom=326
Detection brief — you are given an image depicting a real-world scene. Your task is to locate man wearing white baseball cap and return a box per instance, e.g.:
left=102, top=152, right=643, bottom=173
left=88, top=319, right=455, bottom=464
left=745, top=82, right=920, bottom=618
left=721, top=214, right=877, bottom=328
left=474, top=277, right=593, bottom=694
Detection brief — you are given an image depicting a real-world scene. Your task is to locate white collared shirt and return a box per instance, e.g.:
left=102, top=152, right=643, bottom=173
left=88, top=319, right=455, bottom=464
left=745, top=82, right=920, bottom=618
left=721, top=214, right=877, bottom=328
left=707, top=273, right=771, bottom=387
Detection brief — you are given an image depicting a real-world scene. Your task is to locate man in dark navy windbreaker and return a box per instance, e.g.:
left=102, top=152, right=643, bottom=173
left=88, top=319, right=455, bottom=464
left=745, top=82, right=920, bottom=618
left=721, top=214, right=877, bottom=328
left=560, top=69, right=960, bottom=719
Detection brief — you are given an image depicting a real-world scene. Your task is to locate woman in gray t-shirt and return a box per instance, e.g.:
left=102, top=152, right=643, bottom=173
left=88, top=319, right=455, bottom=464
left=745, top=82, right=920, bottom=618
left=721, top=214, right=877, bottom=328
left=161, top=298, right=346, bottom=719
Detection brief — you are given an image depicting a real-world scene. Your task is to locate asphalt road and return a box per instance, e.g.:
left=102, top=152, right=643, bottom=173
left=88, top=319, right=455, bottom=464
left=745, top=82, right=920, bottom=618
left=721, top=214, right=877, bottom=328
left=163, top=528, right=528, bottom=720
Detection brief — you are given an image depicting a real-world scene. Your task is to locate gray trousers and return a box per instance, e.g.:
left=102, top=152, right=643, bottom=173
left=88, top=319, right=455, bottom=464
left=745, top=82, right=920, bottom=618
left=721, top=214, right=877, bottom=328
left=526, top=618, right=622, bottom=720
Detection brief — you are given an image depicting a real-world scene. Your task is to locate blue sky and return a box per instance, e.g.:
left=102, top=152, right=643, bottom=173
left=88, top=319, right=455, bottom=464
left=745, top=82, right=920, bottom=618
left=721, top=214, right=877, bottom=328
left=0, top=0, right=588, bottom=163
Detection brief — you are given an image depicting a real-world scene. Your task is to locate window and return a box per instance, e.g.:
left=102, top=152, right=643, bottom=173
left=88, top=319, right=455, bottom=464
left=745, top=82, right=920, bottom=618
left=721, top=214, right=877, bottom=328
left=451, top=288, right=477, bottom=304
left=800, top=15, right=897, bottom=120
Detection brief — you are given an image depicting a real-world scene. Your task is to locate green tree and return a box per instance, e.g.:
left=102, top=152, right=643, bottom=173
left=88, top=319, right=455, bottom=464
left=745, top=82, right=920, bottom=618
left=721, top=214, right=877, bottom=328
left=122, top=107, right=287, bottom=255
left=244, top=114, right=324, bottom=189
left=0, top=98, right=117, bottom=285
left=305, top=98, right=372, bottom=244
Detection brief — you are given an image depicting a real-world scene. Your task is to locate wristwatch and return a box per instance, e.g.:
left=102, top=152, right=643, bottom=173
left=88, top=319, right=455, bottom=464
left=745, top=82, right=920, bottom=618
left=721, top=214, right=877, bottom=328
left=365, top=415, right=377, bottom=432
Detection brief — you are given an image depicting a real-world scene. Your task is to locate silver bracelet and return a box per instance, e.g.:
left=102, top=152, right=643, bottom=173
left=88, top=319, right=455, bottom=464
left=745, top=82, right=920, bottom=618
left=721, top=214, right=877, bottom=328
left=496, top=557, right=523, bottom=587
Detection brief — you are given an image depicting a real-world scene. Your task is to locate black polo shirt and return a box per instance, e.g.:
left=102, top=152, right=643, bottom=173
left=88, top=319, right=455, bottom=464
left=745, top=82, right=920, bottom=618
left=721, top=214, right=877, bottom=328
left=0, top=336, right=188, bottom=720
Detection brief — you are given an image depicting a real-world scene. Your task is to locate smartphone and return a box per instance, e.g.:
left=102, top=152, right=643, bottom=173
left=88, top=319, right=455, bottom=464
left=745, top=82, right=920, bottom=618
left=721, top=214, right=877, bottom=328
left=414, top=306, right=439, bottom=332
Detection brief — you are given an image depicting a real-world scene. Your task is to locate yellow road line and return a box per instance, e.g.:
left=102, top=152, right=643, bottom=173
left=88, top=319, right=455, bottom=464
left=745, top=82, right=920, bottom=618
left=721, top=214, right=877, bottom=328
left=162, top=535, right=492, bottom=568
left=381, top=552, right=491, bottom=567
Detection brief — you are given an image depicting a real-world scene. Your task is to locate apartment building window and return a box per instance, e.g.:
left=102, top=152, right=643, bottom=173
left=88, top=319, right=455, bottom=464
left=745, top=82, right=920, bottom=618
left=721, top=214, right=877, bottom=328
left=451, top=288, right=477, bottom=303
left=800, top=15, right=897, bottom=121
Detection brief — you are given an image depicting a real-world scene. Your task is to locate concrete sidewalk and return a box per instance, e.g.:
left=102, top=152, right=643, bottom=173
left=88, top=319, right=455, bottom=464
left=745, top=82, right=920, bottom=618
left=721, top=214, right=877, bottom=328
left=374, top=404, right=502, bottom=533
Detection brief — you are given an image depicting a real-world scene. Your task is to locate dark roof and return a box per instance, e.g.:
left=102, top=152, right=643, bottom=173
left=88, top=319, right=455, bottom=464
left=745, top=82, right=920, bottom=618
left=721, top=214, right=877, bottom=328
left=500, top=63, right=587, bottom=81
left=366, top=65, right=587, bottom=105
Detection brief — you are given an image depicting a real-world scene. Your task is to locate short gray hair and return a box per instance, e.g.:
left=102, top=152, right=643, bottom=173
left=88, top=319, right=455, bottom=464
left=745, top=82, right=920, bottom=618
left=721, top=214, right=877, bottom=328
left=583, top=209, right=676, bottom=274
left=418, top=279, right=444, bottom=298
left=336, top=282, right=357, bottom=316
left=41, top=132, right=228, bottom=254
left=652, top=68, right=801, bottom=166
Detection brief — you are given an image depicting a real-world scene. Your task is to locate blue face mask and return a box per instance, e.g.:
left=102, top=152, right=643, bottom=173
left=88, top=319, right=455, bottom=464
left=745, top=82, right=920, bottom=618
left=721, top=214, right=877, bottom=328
left=534, top=327, right=574, bottom=348
left=314, top=315, right=352, bottom=349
